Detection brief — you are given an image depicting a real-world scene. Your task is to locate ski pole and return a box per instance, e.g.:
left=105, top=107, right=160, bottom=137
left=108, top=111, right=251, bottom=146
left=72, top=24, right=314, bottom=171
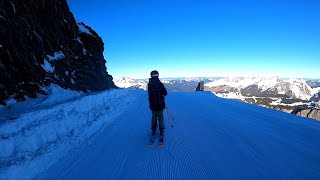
left=165, top=106, right=174, bottom=128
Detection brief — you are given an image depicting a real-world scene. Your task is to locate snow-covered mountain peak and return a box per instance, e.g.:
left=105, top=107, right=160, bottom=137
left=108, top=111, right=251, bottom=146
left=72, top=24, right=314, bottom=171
left=114, top=77, right=147, bottom=90
left=204, top=76, right=317, bottom=100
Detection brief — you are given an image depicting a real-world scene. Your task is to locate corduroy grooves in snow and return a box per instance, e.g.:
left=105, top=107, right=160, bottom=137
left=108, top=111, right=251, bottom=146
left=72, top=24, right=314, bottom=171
left=1, top=87, right=320, bottom=180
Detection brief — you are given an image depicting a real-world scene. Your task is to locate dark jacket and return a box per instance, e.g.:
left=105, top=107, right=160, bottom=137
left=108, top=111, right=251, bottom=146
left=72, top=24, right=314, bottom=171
left=148, top=77, right=168, bottom=111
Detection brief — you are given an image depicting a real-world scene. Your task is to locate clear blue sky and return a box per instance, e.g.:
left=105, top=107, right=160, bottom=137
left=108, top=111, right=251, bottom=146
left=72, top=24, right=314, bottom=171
left=67, top=0, right=320, bottom=79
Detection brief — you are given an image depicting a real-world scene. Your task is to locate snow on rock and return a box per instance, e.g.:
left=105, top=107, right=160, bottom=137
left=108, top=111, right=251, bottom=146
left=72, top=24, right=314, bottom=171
left=76, top=37, right=83, bottom=44
left=0, top=0, right=116, bottom=106
left=82, top=48, right=87, bottom=55
left=286, top=78, right=313, bottom=100
left=41, top=60, right=55, bottom=73
left=205, top=76, right=282, bottom=90
left=5, top=97, right=17, bottom=106
left=47, top=51, right=65, bottom=61
left=10, top=2, right=16, bottom=14
left=312, top=87, right=320, bottom=95
left=0, top=88, right=133, bottom=180
left=205, top=76, right=314, bottom=100
left=77, top=22, right=93, bottom=36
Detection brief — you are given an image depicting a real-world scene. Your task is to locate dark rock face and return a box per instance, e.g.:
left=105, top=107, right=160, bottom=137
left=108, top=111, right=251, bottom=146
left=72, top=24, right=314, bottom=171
left=195, top=81, right=204, bottom=91
left=292, top=107, right=320, bottom=121
left=0, top=0, right=115, bottom=105
left=311, top=92, right=320, bottom=102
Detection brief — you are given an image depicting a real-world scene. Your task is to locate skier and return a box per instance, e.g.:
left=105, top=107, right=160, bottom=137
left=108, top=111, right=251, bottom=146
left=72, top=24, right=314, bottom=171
left=148, top=70, right=168, bottom=146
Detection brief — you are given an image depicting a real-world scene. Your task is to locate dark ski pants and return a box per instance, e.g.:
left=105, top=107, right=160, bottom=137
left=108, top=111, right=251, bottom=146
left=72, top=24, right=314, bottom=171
left=151, top=110, right=165, bottom=135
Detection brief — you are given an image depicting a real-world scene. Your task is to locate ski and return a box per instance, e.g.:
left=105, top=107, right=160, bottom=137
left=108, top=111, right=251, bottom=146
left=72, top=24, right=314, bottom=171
left=158, top=135, right=164, bottom=147
left=148, top=135, right=155, bottom=147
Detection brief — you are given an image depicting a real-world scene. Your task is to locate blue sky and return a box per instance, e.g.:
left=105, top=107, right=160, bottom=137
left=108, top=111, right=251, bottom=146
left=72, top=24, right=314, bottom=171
left=67, top=0, right=320, bottom=79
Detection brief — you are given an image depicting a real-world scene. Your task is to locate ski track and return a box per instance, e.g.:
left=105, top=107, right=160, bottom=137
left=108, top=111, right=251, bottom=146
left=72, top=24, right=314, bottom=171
left=34, top=91, right=320, bottom=180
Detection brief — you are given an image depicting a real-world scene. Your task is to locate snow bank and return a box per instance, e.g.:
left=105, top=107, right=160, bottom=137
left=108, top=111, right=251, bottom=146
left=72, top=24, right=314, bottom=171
left=0, top=87, right=133, bottom=180
left=0, top=85, right=82, bottom=120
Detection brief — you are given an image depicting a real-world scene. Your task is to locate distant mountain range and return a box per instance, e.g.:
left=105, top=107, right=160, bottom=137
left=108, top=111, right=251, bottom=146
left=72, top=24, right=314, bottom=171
left=307, top=80, right=320, bottom=88
left=114, top=76, right=320, bottom=112
left=114, top=77, right=217, bottom=92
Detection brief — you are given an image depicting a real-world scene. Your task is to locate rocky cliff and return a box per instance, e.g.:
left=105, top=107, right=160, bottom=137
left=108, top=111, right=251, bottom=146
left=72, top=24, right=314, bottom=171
left=291, top=107, right=320, bottom=121
left=0, top=0, right=115, bottom=105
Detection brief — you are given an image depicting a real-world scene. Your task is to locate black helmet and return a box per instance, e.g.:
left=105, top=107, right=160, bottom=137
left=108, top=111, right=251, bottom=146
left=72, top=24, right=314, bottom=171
left=150, top=70, right=159, bottom=77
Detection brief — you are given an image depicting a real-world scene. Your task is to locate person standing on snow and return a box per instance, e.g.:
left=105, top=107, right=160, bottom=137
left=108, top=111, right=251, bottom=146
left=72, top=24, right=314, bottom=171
left=148, top=70, right=168, bottom=141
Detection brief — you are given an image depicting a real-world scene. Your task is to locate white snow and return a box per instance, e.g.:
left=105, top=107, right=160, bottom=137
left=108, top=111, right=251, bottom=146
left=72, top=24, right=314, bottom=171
left=10, top=2, right=16, bottom=14
left=82, top=48, right=87, bottom=55
left=5, top=97, right=17, bottom=106
left=270, top=99, right=306, bottom=107
left=47, top=51, right=65, bottom=61
left=205, top=76, right=282, bottom=90
left=285, top=78, right=313, bottom=100
left=0, top=87, right=133, bottom=180
left=76, top=37, right=83, bottom=44
left=77, top=23, right=93, bottom=36
left=312, top=87, right=320, bottom=95
left=1, top=89, right=320, bottom=180
left=35, top=90, right=320, bottom=180
left=205, top=76, right=315, bottom=100
left=270, top=98, right=282, bottom=106
left=65, top=71, right=69, bottom=76
left=32, top=31, right=42, bottom=41
left=114, top=77, right=148, bottom=90
left=71, top=78, right=76, bottom=84
left=215, top=92, right=244, bottom=100
left=41, top=60, right=54, bottom=73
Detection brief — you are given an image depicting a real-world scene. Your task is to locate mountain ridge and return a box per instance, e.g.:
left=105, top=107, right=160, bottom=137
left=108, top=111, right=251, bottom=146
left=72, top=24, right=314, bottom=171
left=0, top=0, right=115, bottom=106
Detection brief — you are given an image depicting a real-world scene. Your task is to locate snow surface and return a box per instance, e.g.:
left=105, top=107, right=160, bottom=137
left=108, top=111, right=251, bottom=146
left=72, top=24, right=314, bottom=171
left=47, top=51, right=65, bottom=61
left=1, top=89, right=319, bottom=179
left=77, top=23, right=93, bottom=36
left=0, top=86, right=133, bottom=180
left=41, top=60, right=54, bottom=73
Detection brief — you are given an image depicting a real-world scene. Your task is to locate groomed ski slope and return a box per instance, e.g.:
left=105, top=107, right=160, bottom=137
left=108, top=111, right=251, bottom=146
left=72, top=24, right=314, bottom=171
left=37, top=90, right=320, bottom=180
left=1, top=89, right=320, bottom=180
